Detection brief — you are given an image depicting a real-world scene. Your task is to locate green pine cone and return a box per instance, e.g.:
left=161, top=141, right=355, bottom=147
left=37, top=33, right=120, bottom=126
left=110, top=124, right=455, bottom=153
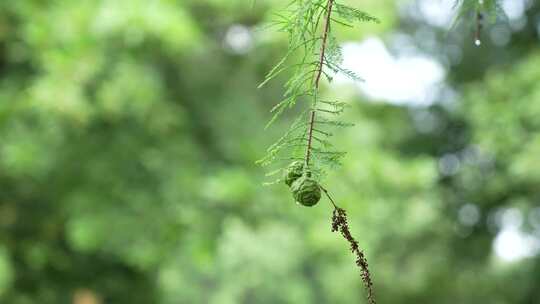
left=291, top=175, right=321, bottom=207
left=284, top=161, right=304, bottom=186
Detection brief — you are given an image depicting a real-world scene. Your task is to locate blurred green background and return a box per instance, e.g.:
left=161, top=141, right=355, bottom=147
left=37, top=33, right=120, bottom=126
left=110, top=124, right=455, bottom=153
left=1, top=0, right=540, bottom=303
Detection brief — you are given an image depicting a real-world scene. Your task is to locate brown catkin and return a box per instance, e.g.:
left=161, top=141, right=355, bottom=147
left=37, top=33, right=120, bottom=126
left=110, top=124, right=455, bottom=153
left=332, top=207, right=375, bottom=304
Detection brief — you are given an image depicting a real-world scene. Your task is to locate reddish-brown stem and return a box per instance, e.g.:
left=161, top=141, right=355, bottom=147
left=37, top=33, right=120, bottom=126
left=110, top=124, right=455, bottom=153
left=305, top=0, right=334, bottom=167
left=314, top=0, right=334, bottom=90
left=305, top=110, right=316, bottom=167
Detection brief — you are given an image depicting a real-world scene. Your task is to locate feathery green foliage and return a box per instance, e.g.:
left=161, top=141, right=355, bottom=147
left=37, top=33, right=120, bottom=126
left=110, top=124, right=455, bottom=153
left=257, top=0, right=378, bottom=182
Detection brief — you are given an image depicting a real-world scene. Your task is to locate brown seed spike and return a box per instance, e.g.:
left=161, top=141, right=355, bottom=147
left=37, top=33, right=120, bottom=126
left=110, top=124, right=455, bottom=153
left=323, top=186, right=376, bottom=304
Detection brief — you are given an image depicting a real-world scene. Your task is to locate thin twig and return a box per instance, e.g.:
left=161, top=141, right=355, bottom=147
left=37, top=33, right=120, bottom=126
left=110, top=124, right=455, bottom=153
left=314, top=0, right=334, bottom=90
left=305, top=0, right=334, bottom=167
left=319, top=185, right=338, bottom=209
left=474, top=11, right=483, bottom=45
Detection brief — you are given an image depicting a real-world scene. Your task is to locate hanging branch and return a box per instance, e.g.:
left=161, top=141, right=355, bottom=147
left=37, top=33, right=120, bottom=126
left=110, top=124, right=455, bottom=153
left=258, top=0, right=379, bottom=303
left=452, top=0, right=505, bottom=46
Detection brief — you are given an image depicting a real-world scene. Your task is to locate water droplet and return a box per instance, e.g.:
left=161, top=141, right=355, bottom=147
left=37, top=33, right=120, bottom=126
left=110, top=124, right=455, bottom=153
left=475, top=39, right=482, bottom=46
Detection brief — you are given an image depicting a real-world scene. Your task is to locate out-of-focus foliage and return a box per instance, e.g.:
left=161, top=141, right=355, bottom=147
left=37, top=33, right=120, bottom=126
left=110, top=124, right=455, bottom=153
left=0, top=0, right=539, bottom=304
